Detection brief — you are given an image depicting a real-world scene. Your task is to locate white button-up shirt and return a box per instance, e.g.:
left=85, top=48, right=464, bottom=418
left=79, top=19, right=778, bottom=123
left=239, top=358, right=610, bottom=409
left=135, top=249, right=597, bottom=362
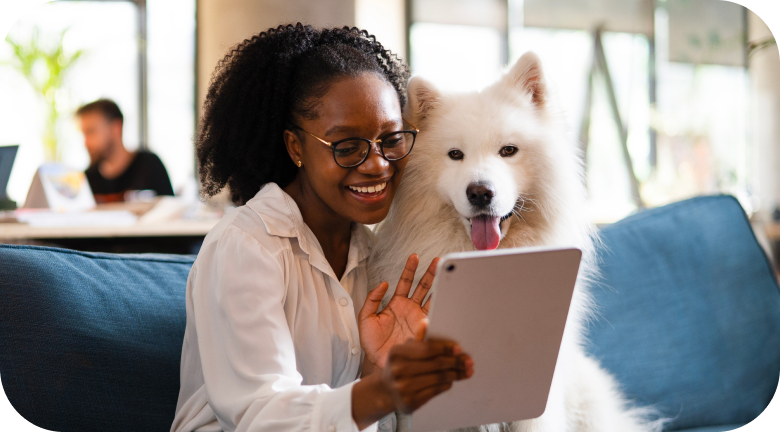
left=171, top=183, right=379, bottom=432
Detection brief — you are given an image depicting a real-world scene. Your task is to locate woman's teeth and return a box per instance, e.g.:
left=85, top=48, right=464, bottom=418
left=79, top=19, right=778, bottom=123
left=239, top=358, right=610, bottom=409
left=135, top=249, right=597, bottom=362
left=348, top=182, right=387, bottom=194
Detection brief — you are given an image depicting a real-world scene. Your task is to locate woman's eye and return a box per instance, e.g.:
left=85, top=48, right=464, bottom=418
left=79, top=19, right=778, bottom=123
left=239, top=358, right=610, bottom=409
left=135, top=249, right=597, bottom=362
left=499, top=146, right=518, bottom=157
left=448, top=149, right=464, bottom=160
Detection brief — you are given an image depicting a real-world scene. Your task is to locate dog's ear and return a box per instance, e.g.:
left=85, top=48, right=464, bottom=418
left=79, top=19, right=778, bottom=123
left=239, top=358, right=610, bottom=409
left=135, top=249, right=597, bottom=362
left=505, top=52, right=546, bottom=107
left=405, top=76, right=441, bottom=123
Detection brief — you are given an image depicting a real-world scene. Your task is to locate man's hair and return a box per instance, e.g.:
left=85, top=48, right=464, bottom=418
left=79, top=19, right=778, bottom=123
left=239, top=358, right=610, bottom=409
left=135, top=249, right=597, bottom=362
left=76, top=99, right=124, bottom=123
left=197, top=23, right=410, bottom=205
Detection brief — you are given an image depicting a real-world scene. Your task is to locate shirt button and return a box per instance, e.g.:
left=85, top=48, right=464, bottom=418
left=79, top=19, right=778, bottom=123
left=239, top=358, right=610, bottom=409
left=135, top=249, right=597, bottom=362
left=339, top=298, right=348, bottom=306
left=351, top=347, right=359, bottom=355
left=327, top=425, right=336, bottom=432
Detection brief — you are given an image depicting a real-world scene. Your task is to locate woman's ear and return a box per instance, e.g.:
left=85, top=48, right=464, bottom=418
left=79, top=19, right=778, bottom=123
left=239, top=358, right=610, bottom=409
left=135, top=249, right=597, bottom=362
left=283, top=129, right=303, bottom=167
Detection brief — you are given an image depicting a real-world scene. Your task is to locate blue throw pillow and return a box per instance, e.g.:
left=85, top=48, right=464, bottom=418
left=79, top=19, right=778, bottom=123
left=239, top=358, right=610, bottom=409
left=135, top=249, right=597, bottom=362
left=0, top=245, right=194, bottom=431
left=586, top=195, right=780, bottom=430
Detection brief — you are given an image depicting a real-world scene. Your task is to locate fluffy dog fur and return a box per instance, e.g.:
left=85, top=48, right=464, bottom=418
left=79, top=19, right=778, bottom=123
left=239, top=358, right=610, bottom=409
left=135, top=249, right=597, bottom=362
left=368, top=53, right=664, bottom=432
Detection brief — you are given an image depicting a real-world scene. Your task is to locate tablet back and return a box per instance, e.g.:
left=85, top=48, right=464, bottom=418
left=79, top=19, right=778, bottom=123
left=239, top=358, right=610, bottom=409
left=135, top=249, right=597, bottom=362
left=413, top=246, right=581, bottom=432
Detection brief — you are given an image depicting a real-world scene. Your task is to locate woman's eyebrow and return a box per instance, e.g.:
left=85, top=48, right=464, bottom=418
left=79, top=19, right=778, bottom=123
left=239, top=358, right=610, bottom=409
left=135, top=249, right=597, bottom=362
left=324, top=119, right=404, bottom=137
left=324, top=125, right=358, bottom=137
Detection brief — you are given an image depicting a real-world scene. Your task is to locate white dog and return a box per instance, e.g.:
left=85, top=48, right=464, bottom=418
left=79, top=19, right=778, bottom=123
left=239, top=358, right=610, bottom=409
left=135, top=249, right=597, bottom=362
left=369, top=53, right=664, bottom=432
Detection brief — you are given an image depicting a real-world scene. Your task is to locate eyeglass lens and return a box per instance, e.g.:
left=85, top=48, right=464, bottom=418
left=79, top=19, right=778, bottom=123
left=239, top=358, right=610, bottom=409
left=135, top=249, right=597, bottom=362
left=333, top=132, right=415, bottom=167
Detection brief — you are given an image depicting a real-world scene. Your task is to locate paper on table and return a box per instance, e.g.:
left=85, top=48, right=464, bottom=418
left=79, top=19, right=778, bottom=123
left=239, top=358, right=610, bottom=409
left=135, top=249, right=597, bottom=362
left=15, top=210, right=137, bottom=227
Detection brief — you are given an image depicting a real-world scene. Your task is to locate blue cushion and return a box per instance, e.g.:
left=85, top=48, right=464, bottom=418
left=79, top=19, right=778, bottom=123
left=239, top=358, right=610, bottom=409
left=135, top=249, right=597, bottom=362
left=676, top=425, right=745, bottom=432
left=0, top=244, right=194, bottom=431
left=586, top=195, right=780, bottom=431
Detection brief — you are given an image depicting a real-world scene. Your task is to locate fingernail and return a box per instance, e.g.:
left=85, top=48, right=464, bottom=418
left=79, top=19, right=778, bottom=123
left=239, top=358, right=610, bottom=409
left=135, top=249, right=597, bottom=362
left=452, top=345, right=462, bottom=355
left=465, top=358, right=474, bottom=368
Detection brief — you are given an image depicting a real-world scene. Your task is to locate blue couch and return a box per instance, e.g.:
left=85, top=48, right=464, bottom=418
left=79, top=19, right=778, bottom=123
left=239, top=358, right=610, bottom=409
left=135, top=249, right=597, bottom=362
left=0, top=195, right=778, bottom=432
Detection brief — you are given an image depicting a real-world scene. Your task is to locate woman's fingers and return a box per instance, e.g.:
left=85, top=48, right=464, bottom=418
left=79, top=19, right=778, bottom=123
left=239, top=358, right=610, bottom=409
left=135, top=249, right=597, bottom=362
left=393, top=254, right=419, bottom=298
left=393, top=369, right=459, bottom=396
left=410, top=257, right=439, bottom=306
left=422, top=296, right=433, bottom=315
left=389, top=339, right=461, bottom=361
left=401, top=381, right=454, bottom=413
left=387, top=353, right=469, bottom=379
left=383, top=338, right=475, bottom=415
left=358, top=281, right=389, bottom=320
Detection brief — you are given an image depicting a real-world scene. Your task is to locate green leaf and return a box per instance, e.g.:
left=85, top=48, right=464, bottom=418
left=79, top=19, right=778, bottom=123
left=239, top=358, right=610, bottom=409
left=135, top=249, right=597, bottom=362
left=2, top=25, right=87, bottom=162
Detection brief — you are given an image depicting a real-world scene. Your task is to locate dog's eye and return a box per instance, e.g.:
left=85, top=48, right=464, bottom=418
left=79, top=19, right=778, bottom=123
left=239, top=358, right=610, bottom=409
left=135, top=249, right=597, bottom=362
left=499, top=146, right=518, bottom=157
left=448, top=149, right=464, bottom=160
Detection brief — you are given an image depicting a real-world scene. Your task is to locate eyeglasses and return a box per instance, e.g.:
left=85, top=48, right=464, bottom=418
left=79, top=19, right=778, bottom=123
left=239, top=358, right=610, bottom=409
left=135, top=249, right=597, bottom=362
left=288, top=118, right=419, bottom=168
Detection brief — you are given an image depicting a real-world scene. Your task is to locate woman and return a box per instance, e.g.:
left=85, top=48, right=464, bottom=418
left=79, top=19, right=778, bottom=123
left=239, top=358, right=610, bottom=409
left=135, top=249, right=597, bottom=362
left=171, top=24, right=473, bottom=432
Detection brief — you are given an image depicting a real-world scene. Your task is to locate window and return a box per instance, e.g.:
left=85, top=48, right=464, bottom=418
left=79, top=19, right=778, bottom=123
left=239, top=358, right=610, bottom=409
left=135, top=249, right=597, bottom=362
left=0, top=0, right=195, bottom=202
left=407, top=0, right=751, bottom=222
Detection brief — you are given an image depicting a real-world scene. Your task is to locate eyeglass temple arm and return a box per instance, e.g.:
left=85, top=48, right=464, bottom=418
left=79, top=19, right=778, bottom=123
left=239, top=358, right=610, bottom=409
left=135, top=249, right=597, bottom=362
left=299, top=128, right=333, bottom=147
left=403, top=117, right=419, bottom=133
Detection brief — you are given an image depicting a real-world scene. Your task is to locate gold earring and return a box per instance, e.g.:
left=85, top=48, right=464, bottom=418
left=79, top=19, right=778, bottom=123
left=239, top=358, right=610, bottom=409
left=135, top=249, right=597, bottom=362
left=296, top=161, right=302, bottom=168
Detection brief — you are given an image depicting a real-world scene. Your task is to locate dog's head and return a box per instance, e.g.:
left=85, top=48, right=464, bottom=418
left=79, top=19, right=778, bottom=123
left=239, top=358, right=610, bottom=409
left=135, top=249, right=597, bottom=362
left=400, top=52, right=585, bottom=251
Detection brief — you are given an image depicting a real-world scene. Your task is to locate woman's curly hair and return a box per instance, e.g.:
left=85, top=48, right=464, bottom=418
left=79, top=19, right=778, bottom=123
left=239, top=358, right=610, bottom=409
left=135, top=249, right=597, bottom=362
left=197, top=23, right=411, bottom=205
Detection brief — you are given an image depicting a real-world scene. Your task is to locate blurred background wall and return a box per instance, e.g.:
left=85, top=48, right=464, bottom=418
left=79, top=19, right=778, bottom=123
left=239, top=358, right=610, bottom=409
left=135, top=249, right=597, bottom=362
left=1, top=0, right=778, bottom=224
left=197, top=0, right=407, bottom=111
left=197, top=0, right=356, bottom=113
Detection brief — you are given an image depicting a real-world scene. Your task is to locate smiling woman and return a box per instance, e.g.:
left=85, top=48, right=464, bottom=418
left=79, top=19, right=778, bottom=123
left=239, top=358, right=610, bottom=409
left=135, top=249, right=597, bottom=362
left=173, top=24, right=473, bottom=432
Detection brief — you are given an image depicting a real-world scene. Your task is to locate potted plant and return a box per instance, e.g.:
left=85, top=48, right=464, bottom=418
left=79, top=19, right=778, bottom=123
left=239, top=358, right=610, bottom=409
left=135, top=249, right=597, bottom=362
left=3, top=27, right=84, bottom=162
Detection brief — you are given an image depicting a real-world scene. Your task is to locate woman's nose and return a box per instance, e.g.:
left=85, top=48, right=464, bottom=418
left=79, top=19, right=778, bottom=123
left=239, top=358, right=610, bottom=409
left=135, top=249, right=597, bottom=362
left=357, top=143, right=390, bottom=174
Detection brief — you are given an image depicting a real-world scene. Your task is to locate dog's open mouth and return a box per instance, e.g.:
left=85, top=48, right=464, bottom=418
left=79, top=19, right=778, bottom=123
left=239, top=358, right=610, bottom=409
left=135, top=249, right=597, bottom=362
left=468, top=212, right=513, bottom=251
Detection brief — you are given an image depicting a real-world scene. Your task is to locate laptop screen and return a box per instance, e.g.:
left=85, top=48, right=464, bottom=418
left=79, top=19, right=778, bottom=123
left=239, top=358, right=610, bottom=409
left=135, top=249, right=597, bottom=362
left=0, top=145, right=19, bottom=201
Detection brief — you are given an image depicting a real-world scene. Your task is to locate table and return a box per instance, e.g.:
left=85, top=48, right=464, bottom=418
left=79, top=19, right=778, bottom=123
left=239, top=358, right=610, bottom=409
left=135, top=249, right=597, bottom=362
left=0, top=193, right=226, bottom=256
left=0, top=218, right=219, bottom=254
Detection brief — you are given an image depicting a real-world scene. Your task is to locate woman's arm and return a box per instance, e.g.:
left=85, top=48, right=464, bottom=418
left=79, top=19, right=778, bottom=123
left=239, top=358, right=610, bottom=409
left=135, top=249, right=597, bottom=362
left=190, top=226, right=370, bottom=431
left=352, top=339, right=473, bottom=430
left=354, top=254, right=474, bottom=429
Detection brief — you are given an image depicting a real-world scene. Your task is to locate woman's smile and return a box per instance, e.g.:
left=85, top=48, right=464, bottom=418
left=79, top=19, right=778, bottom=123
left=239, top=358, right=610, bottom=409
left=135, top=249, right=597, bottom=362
left=346, top=178, right=391, bottom=204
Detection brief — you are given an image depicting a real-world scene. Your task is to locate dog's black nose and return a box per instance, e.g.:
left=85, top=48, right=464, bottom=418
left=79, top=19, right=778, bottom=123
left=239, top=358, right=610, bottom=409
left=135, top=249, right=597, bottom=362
left=466, top=183, right=494, bottom=208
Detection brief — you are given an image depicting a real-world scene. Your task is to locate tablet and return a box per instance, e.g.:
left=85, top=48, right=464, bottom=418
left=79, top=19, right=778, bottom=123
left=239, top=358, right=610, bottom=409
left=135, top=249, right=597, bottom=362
left=412, top=246, right=582, bottom=432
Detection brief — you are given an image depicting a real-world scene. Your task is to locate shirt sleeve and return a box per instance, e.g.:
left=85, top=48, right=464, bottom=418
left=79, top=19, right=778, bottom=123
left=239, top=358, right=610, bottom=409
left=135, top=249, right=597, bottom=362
left=190, top=226, right=376, bottom=432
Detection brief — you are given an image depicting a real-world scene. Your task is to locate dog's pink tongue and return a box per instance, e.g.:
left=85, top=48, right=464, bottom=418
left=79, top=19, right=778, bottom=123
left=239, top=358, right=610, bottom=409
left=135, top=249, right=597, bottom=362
left=471, top=216, right=501, bottom=250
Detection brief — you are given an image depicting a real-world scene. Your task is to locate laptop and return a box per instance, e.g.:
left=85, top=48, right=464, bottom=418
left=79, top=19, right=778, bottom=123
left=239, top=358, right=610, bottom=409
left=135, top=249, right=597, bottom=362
left=0, top=145, right=19, bottom=209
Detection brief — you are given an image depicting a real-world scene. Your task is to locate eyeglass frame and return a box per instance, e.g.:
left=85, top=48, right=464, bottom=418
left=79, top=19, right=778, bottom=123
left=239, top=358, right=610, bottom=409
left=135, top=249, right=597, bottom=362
left=287, top=118, right=419, bottom=168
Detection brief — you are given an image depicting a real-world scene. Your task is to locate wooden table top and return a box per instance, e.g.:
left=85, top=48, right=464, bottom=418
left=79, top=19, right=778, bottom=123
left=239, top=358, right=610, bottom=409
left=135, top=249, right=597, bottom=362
left=0, top=219, right=219, bottom=240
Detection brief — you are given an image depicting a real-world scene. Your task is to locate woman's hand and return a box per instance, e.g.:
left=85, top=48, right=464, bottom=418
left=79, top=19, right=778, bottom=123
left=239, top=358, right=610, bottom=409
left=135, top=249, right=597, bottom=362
left=351, top=338, right=474, bottom=429
left=381, top=338, right=474, bottom=413
left=358, top=254, right=438, bottom=374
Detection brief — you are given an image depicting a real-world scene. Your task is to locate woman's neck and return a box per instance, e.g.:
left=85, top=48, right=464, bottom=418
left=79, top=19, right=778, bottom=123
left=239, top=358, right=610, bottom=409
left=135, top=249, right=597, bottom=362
left=283, top=177, right=352, bottom=280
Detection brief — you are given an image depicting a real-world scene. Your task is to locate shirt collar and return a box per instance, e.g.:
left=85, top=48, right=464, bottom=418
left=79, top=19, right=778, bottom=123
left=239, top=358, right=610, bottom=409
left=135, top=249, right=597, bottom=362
left=245, top=183, right=373, bottom=279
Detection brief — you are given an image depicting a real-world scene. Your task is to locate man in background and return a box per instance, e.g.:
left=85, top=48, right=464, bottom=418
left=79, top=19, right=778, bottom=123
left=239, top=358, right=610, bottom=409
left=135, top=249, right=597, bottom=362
left=76, top=99, right=173, bottom=203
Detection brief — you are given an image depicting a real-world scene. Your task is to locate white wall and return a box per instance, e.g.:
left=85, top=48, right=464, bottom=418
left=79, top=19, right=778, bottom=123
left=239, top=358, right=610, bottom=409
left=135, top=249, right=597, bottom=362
left=355, top=0, right=406, bottom=60
left=197, top=0, right=357, bottom=114
left=748, top=10, right=780, bottom=217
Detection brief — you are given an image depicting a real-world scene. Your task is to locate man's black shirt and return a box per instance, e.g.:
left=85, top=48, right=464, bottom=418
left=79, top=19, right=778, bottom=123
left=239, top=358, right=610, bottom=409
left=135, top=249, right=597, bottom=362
left=86, top=151, right=174, bottom=201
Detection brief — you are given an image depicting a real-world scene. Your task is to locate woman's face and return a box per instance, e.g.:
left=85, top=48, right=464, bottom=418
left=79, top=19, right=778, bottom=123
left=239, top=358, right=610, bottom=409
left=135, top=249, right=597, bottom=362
left=286, top=72, right=409, bottom=225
